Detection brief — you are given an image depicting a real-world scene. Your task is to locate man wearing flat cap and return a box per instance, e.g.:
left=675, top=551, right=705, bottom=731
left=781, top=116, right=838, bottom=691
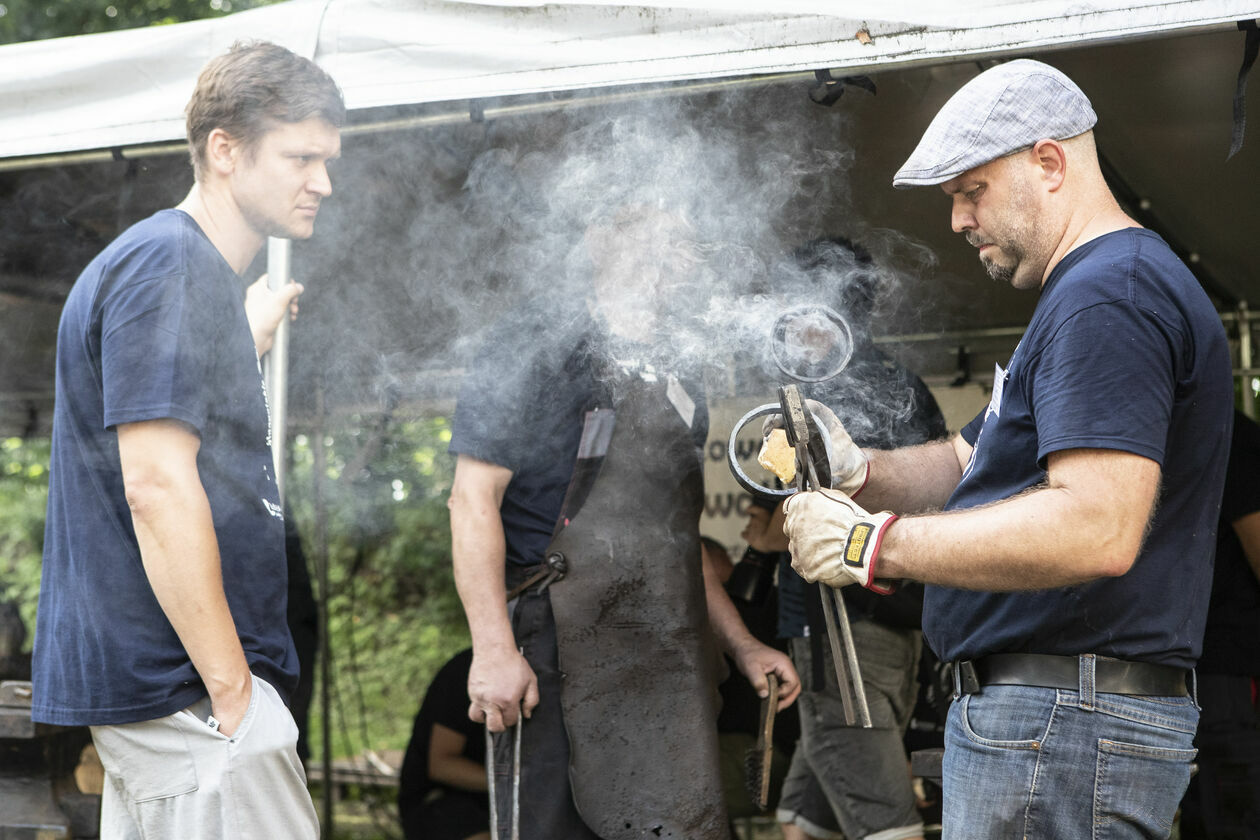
left=783, top=59, right=1233, bottom=837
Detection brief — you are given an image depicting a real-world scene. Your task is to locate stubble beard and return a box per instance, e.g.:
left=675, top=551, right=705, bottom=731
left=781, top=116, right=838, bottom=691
left=981, top=252, right=1016, bottom=286
left=241, top=199, right=316, bottom=242
left=969, top=216, right=1042, bottom=290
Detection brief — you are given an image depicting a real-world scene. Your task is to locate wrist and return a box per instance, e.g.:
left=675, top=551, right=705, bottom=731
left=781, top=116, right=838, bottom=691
left=857, top=512, right=898, bottom=594
left=728, top=545, right=778, bottom=605
left=741, top=544, right=777, bottom=563
left=205, top=669, right=251, bottom=703
left=834, top=510, right=897, bottom=593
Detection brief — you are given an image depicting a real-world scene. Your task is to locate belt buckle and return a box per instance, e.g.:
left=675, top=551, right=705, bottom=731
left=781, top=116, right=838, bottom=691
left=952, top=660, right=981, bottom=698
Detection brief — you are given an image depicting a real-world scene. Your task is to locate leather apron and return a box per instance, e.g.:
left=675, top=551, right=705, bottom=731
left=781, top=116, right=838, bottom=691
left=546, top=371, right=726, bottom=840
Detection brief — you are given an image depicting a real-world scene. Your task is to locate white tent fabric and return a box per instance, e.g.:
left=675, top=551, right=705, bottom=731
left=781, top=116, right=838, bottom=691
left=0, top=0, right=1257, bottom=162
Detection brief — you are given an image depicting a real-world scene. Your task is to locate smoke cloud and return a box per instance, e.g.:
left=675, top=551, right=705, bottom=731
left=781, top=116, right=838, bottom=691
left=264, top=81, right=942, bottom=441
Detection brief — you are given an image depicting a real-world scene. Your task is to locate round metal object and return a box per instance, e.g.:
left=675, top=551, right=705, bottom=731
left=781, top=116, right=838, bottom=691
left=727, top=403, right=795, bottom=500
left=770, top=304, right=854, bottom=383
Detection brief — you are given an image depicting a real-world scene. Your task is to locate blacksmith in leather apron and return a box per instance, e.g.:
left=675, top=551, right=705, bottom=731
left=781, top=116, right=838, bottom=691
left=492, top=365, right=726, bottom=840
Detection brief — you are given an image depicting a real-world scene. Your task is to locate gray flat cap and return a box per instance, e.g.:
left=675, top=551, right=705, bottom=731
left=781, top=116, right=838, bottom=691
left=893, top=59, right=1097, bottom=188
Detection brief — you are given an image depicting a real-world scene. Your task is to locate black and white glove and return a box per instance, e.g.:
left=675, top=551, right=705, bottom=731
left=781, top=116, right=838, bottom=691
left=783, top=488, right=897, bottom=594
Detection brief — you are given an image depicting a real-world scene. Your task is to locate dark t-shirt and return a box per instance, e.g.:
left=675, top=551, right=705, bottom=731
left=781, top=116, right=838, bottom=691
left=448, top=305, right=708, bottom=567
left=924, top=229, right=1233, bottom=669
left=33, top=209, right=296, bottom=726
left=397, top=649, right=484, bottom=813
left=448, top=306, right=602, bottom=567
left=1198, top=410, right=1260, bottom=676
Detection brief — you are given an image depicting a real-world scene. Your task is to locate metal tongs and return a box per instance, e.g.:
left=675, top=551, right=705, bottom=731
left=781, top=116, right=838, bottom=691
left=486, top=704, right=523, bottom=840
left=779, top=385, right=873, bottom=728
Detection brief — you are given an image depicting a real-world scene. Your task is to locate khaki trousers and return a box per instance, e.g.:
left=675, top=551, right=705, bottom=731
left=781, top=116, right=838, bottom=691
left=90, top=674, right=318, bottom=840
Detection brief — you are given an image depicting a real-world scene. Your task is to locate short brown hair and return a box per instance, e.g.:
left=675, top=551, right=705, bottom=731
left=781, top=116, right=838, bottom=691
left=185, top=41, right=345, bottom=180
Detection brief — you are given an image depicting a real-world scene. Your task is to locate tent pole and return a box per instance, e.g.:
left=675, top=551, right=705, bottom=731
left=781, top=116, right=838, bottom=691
left=1240, top=302, right=1255, bottom=419
left=264, top=237, right=292, bottom=502
left=311, top=381, right=335, bottom=834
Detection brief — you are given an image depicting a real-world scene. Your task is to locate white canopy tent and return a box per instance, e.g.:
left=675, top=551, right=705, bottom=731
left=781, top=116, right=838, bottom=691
left=2, top=1, right=1258, bottom=435
left=1, top=0, right=1257, bottom=164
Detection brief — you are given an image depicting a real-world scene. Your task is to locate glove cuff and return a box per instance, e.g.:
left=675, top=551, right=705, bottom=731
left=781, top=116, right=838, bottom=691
left=842, top=460, right=871, bottom=499
left=842, top=511, right=897, bottom=592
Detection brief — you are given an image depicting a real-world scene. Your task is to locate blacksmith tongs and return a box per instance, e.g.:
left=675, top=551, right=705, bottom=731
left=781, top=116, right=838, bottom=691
left=780, top=384, right=873, bottom=728
left=486, top=702, right=523, bottom=840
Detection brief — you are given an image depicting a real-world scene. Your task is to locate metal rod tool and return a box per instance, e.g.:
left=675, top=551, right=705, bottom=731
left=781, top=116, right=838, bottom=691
left=486, top=703, right=524, bottom=839
left=779, top=385, right=872, bottom=728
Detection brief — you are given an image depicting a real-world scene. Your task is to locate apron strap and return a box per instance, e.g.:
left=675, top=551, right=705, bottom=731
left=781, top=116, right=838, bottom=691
left=1229, top=20, right=1260, bottom=160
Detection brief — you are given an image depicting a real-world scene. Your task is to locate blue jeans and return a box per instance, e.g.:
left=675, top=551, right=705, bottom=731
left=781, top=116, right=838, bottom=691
left=942, top=676, right=1198, bottom=839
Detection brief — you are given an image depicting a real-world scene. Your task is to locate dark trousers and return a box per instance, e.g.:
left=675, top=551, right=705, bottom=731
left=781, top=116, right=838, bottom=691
left=402, top=788, right=489, bottom=840
left=1180, top=673, right=1260, bottom=840
left=491, top=577, right=601, bottom=840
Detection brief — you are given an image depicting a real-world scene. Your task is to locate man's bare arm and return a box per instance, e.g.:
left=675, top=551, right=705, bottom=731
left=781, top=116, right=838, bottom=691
left=1232, top=510, right=1260, bottom=583
left=858, top=434, right=969, bottom=515
left=700, top=544, right=801, bottom=709
left=878, top=447, right=1159, bottom=589
left=117, top=419, right=252, bottom=734
left=428, top=723, right=488, bottom=792
left=448, top=455, right=537, bottom=732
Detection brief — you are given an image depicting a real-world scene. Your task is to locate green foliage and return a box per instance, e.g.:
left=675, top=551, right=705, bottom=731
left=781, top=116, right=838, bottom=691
left=0, top=436, right=49, bottom=643
left=287, top=415, right=470, bottom=759
left=0, top=0, right=283, bottom=45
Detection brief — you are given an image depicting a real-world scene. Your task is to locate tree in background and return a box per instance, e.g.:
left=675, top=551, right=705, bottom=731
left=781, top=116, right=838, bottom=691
left=0, top=437, right=47, bottom=641
left=287, top=415, right=472, bottom=761
left=0, top=0, right=281, bottom=44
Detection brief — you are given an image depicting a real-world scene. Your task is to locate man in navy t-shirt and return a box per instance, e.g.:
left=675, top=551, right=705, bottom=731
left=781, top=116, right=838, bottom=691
left=784, top=60, right=1232, bottom=838
left=32, top=42, right=343, bottom=839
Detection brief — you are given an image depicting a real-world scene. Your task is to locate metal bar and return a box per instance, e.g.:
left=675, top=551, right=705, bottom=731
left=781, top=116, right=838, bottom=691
left=830, top=589, right=872, bottom=727
left=0, top=72, right=814, bottom=173
left=872, top=326, right=1028, bottom=344
left=486, top=727, right=498, bottom=840
left=1240, top=302, right=1255, bottom=418
left=264, top=237, right=292, bottom=503
left=312, top=382, right=334, bottom=836
left=511, top=713, right=522, bottom=840
left=817, top=585, right=859, bottom=726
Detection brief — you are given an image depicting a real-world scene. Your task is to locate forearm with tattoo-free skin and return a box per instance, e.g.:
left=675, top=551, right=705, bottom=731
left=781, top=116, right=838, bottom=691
left=1231, top=511, right=1260, bottom=583
left=448, top=455, right=538, bottom=732
left=428, top=723, right=488, bottom=792
left=856, top=435, right=970, bottom=515
left=117, top=419, right=252, bottom=735
left=700, top=546, right=801, bottom=710
left=875, top=447, right=1160, bottom=591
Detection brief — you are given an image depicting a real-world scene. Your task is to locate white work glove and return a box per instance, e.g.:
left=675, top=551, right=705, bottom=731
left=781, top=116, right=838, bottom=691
left=783, top=488, right=898, bottom=594
left=762, top=399, right=870, bottom=496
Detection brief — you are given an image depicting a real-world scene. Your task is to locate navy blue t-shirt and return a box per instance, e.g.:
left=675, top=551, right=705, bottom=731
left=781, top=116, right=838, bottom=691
left=448, top=305, right=708, bottom=567
left=923, top=229, right=1232, bottom=669
left=33, top=209, right=297, bottom=726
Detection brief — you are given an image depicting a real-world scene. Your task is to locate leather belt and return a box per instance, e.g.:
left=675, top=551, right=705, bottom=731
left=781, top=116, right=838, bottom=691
left=951, top=653, right=1189, bottom=697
